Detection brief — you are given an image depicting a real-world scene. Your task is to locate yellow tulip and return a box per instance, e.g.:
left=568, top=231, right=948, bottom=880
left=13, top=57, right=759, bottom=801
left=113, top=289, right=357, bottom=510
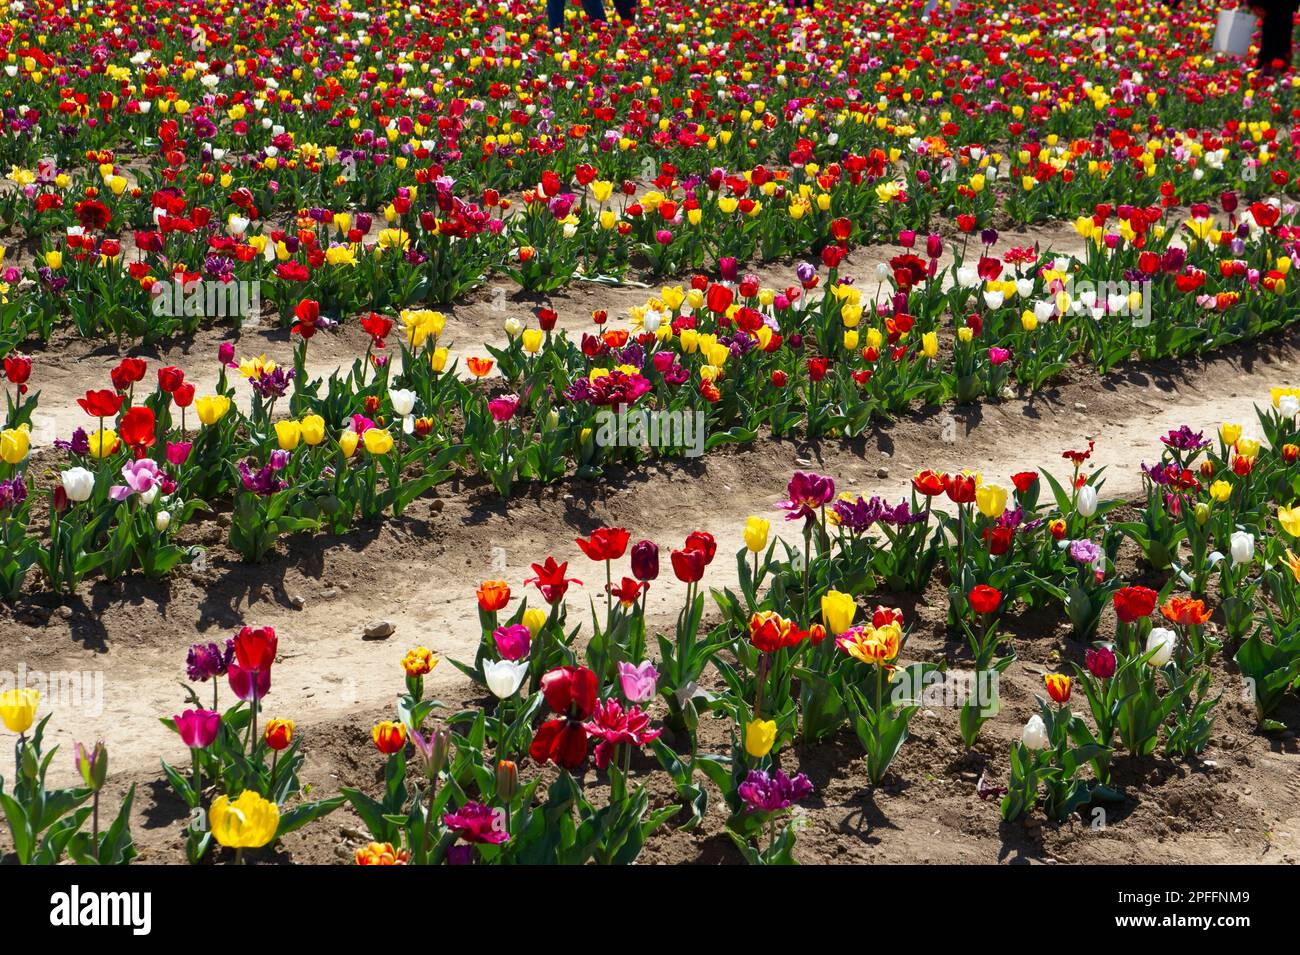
left=86, top=428, right=120, bottom=460
left=194, top=394, right=232, bottom=426
left=1210, top=480, right=1232, bottom=503
left=274, top=419, right=300, bottom=451
left=521, top=329, right=543, bottom=354
left=1220, top=422, right=1242, bottom=445
left=362, top=428, right=393, bottom=455
left=522, top=607, right=548, bottom=637
left=743, top=516, right=770, bottom=553
left=0, top=688, right=38, bottom=734
left=1236, top=437, right=1260, bottom=459
left=0, top=424, right=30, bottom=465
left=975, top=483, right=1008, bottom=519
left=209, top=790, right=280, bottom=849
left=339, top=430, right=360, bottom=458
left=821, top=589, right=857, bottom=636
left=744, top=719, right=776, bottom=758
left=1279, top=505, right=1300, bottom=538
left=921, top=331, right=938, bottom=358
left=299, top=414, right=326, bottom=446
left=430, top=347, right=449, bottom=373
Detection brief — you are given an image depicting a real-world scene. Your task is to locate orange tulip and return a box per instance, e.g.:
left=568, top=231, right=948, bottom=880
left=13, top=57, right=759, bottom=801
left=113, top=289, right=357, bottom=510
left=476, top=580, right=510, bottom=612
left=1160, top=597, right=1212, bottom=627
left=1044, top=673, right=1071, bottom=704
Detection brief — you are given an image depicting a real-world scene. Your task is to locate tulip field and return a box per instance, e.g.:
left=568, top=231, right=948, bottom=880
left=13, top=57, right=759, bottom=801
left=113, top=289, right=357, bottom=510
left=2, top=0, right=1300, bottom=870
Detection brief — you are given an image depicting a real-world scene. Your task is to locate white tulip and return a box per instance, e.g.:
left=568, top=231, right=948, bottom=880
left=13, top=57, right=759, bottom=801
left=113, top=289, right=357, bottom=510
left=155, top=510, right=171, bottom=532
left=1280, top=395, right=1300, bottom=419
left=139, top=486, right=159, bottom=507
left=503, top=316, right=522, bottom=338
left=1076, top=485, right=1098, bottom=518
left=227, top=215, right=249, bottom=237
left=483, top=659, right=528, bottom=699
left=389, top=388, right=417, bottom=417
left=1020, top=714, right=1049, bottom=750
left=642, top=310, right=663, bottom=335
left=1146, top=627, right=1177, bottom=667
left=61, top=467, right=95, bottom=503
left=1230, top=530, right=1255, bottom=566
left=982, top=290, right=1004, bottom=310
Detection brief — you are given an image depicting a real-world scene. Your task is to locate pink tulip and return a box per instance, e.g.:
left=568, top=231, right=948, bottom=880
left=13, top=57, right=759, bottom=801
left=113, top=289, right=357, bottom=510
left=174, top=708, right=220, bottom=749
left=618, top=660, right=659, bottom=704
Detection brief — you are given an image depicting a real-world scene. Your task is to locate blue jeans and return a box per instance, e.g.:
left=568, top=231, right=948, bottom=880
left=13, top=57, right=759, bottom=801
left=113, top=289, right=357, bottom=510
left=547, top=0, right=606, bottom=28
left=547, top=0, right=636, bottom=28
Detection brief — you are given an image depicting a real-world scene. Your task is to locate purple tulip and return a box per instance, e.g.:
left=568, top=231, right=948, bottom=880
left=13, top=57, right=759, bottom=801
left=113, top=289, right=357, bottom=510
left=738, top=768, right=813, bottom=814
left=630, top=539, right=659, bottom=582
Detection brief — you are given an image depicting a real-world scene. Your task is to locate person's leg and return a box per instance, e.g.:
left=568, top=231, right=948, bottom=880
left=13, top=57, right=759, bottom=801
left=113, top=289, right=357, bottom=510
left=1258, top=9, right=1284, bottom=71
left=580, top=0, right=608, bottom=22
left=546, top=0, right=565, bottom=29
left=611, top=0, right=636, bottom=21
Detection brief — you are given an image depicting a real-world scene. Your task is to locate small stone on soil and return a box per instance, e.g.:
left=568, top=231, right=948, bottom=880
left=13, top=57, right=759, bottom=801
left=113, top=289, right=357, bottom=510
left=363, top=620, right=397, bottom=640
left=289, top=595, right=306, bottom=610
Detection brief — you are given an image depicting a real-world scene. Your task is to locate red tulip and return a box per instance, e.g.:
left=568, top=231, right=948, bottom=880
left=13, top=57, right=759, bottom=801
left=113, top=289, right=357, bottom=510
left=524, top=557, right=582, bottom=604
left=670, top=546, right=707, bottom=583
left=157, top=366, right=185, bottom=393
left=968, top=585, right=1002, bottom=615
left=683, top=531, right=716, bottom=565
left=77, top=389, right=125, bottom=419
left=1010, top=471, right=1038, bottom=494
left=528, top=718, right=589, bottom=770
left=173, top=383, right=195, bottom=408
left=110, top=357, right=147, bottom=392
left=540, top=665, right=597, bottom=719
left=705, top=283, right=734, bottom=315
left=233, top=625, right=278, bottom=672
left=574, top=526, right=630, bottom=562
left=118, top=406, right=156, bottom=457
left=1113, top=586, right=1158, bottom=623
left=945, top=472, right=978, bottom=504
left=3, top=354, right=31, bottom=385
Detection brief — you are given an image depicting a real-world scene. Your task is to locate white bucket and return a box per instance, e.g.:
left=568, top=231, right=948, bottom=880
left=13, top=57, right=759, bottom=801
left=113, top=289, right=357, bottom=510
left=1213, top=9, right=1259, bottom=57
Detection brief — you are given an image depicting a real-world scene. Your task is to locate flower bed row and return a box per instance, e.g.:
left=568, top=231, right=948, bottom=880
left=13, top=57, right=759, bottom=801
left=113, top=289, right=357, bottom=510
left=0, top=1, right=1298, bottom=345
left=5, top=398, right=1300, bottom=862
left=2, top=192, right=1300, bottom=595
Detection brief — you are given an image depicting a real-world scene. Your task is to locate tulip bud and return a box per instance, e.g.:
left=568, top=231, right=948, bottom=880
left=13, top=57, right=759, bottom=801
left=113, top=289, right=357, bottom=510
left=1076, top=485, right=1098, bottom=518
left=1146, top=627, right=1177, bottom=667
left=496, top=759, right=519, bottom=802
left=75, top=741, right=108, bottom=791
left=1230, top=530, right=1255, bottom=566
left=155, top=510, right=171, bottom=532
left=1020, top=715, right=1049, bottom=750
